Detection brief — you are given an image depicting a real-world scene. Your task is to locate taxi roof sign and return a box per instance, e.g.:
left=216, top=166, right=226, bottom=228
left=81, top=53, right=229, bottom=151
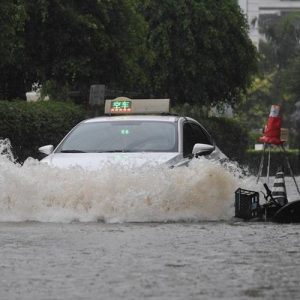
left=105, top=97, right=170, bottom=115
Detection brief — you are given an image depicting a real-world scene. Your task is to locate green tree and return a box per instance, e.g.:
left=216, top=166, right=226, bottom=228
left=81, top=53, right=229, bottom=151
left=23, top=0, right=149, bottom=99
left=141, top=0, right=257, bottom=107
left=283, top=55, right=300, bottom=98
left=259, top=12, right=300, bottom=70
left=236, top=12, right=300, bottom=133
left=0, top=0, right=26, bottom=99
left=235, top=75, right=275, bottom=130
left=1, top=0, right=257, bottom=105
left=257, top=12, right=300, bottom=103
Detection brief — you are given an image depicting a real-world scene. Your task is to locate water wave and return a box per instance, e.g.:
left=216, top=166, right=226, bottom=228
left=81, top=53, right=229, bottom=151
left=0, top=139, right=257, bottom=223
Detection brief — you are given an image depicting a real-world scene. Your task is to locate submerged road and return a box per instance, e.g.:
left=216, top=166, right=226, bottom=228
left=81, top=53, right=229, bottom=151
left=0, top=177, right=299, bottom=300
left=0, top=221, right=300, bottom=300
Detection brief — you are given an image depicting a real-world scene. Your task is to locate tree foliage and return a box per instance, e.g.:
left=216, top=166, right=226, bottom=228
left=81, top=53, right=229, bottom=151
left=259, top=12, right=300, bottom=70
left=0, top=101, right=85, bottom=161
left=142, top=0, right=257, bottom=106
left=23, top=0, right=149, bottom=96
left=0, top=0, right=257, bottom=108
left=0, top=0, right=26, bottom=99
left=0, top=0, right=25, bottom=66
left=237, top=12, right=300, bottom=132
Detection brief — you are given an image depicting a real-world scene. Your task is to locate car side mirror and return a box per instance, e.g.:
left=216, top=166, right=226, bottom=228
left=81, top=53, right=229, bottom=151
left=38, top=145, right=54, bottom=155
left=192, top=143, right=214, bottom=157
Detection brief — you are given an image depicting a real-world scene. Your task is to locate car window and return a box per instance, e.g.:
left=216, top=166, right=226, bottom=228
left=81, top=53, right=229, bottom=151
left=56, top=121, right=178, bottom=153
left=183, top=122, right=213, bottom=157
left=190, top=123, right=212, bottom=145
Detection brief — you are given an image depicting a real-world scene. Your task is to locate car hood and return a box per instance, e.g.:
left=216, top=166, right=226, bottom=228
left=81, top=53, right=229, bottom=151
left=41, top=152, right=183, bottom=170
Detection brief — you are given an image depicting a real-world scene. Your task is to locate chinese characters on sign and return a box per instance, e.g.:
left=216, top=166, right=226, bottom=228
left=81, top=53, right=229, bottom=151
left=111, top=100, right=132, bottom=113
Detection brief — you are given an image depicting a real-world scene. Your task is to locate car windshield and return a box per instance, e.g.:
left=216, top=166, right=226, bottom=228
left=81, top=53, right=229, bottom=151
left=56, top=121, right=178, bottom=153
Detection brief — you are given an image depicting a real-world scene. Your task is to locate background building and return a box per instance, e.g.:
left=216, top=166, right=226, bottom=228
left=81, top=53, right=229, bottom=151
left=239, top=0, right=300, bottom=46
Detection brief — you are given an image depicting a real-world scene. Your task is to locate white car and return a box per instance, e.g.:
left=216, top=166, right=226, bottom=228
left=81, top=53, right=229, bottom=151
left=39, top=98, right=225, bottom=169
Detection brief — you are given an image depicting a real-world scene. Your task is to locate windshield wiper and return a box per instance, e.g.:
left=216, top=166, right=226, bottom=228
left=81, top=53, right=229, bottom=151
left=60, top=150, right=86, bottom=153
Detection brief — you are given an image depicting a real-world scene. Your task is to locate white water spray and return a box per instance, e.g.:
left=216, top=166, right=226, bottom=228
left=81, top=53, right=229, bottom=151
left=0, top=139, right=257, bottom=223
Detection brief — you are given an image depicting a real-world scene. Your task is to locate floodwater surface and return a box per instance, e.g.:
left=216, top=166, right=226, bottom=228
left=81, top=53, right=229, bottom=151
left=1, top=221, right=300, bottom=300
left=0, top=139, right=299, bottom=299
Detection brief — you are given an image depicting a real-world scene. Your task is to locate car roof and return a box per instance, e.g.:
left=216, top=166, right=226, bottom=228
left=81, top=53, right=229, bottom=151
left=82, top=115, right=181, bottom=123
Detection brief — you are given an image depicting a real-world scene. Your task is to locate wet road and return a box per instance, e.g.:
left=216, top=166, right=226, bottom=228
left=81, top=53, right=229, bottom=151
left=0, top=146, right=299, bottom=300
left=0, top=221, right=299, bottom=300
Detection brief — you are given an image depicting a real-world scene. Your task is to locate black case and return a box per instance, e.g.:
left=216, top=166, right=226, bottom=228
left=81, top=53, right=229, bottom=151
left=235, top=188, right=260, bottom=220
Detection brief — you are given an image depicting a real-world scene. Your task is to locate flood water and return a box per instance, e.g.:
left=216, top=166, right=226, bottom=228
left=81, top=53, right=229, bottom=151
left=1, top=221, right=300, bottom=300
left=0, top=139, right=299, bottom=299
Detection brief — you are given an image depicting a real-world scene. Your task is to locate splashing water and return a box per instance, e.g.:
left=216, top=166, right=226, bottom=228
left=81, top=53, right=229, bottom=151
left=0, top=139, right=258, bottom=223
